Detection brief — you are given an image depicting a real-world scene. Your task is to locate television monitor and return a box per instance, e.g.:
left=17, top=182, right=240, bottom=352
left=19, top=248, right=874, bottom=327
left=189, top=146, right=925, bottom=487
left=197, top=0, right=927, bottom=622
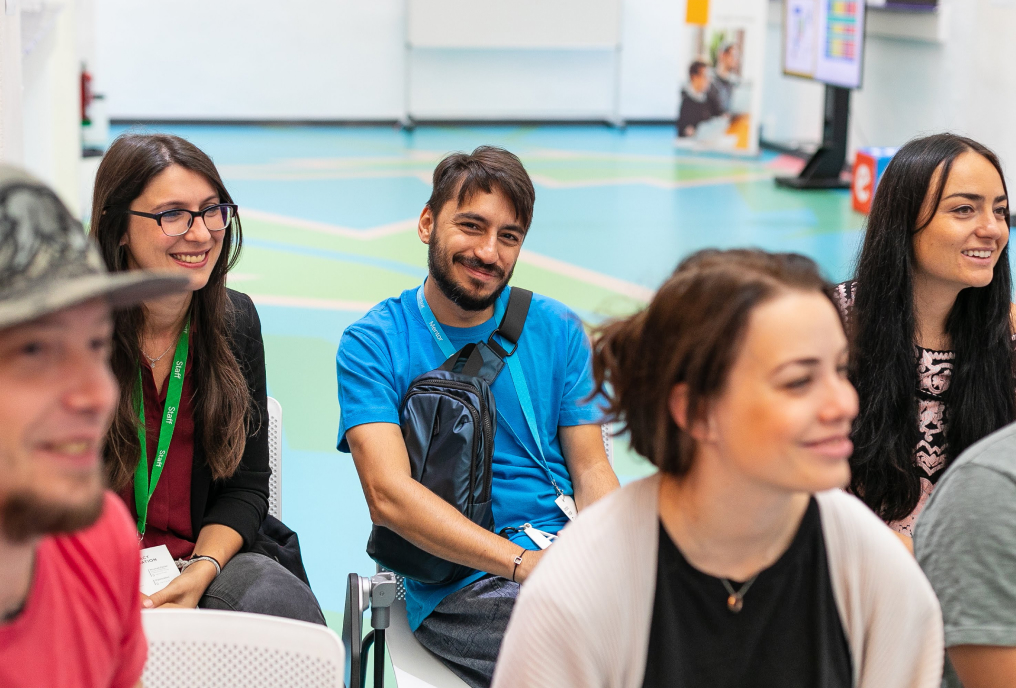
left=783, top=0, right=867, bottom=89
left=870, top=0, right=937, bottom=11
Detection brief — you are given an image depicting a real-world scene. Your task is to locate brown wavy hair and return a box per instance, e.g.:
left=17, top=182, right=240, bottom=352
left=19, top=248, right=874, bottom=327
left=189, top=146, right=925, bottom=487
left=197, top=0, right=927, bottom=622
left=591, top=249, right=835, bottom=475
left=90, top=133, right=249, bottom=491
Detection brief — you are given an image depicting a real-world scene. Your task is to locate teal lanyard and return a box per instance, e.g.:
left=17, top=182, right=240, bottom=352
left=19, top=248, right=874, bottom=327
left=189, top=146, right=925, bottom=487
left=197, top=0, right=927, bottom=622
left=416, top=283, right=564, bottom=497
left=134, top=321, right=190, bottom=537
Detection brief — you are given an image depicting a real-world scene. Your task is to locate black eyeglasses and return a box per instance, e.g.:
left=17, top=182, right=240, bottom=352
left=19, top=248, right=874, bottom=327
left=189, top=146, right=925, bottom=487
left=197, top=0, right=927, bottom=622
left=127, top=203, right=238, bottom=237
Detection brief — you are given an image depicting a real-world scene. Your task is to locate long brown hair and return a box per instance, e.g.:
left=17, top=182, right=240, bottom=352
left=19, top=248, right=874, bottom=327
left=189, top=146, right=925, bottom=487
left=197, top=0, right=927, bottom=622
left=592, top=249, right=834, bottom=475
left=90, top=133, right=249, bottom=490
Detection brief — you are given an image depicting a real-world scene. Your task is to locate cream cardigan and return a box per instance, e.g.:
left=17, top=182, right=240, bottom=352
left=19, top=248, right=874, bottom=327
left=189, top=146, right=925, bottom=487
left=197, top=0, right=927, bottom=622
left=492, top=474, right=943, bottom=688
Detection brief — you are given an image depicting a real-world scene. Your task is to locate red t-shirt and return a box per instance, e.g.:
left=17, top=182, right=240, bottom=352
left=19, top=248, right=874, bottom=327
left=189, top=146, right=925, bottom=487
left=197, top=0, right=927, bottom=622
left=0, top=492, right=147, bottom=688
left=117, top=358, right=195, bottom=559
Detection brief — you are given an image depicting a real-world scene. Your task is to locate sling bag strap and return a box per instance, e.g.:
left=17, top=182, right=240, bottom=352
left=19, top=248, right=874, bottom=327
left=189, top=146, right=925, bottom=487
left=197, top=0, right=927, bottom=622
left=439, top=342, right=487, bottom=377
left=418, top=283, right=562, bottom=494
left=486, top=287, right=533, bottom=360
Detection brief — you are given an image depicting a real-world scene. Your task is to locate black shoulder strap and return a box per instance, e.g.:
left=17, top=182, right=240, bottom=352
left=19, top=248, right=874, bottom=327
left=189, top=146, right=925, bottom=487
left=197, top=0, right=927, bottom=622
left=439, top=342, right=485, bottom=377
left=487, top=288, right=532, bottom=360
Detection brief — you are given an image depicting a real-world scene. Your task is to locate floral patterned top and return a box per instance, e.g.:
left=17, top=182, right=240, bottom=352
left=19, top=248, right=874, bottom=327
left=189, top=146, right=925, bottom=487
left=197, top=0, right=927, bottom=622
left=835, top=281, right=952, bottom=536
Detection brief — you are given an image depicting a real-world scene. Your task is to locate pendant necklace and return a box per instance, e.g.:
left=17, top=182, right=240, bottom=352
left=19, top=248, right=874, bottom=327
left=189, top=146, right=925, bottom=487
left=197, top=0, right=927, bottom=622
left=722, top=573, right=759, bottom=613
left=141, top=340, right=176, bottom=367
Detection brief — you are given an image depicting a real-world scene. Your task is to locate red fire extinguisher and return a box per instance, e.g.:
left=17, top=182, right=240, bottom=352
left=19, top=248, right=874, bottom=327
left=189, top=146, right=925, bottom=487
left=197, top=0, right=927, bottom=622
left=81, top=63, right=93, bottom=125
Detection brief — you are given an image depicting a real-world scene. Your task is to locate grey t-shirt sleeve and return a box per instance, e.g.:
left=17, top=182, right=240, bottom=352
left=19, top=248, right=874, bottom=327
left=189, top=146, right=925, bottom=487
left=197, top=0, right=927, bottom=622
left=916, top=463, right=1016, bottom=649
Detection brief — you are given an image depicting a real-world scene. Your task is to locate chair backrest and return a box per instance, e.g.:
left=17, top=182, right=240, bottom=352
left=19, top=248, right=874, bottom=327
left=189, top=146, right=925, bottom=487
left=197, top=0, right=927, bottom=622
left=267, top=396, right=282, bottom=519
left=601, top=423, right=614, bottom=466
left=142, top=608, right=345, bottom=688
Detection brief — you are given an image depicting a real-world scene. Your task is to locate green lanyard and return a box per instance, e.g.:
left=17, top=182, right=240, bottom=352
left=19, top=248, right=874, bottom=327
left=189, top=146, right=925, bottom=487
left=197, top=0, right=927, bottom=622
left=134, top=321, right=190, bottom=537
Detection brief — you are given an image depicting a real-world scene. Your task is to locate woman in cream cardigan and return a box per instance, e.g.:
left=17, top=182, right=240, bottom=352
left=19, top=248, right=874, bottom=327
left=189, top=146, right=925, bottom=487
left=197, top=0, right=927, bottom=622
left=493, top=249, right=943, bottom=688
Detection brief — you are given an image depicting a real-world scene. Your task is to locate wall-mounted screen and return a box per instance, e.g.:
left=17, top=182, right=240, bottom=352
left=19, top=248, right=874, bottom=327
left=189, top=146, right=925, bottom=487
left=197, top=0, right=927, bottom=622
left=783, top=0, right=866, bottom=89
left=868, top=0, right=937, bottom=11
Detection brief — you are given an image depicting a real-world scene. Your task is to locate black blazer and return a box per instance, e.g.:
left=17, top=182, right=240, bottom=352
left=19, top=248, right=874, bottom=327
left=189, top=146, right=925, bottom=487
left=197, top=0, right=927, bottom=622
left=188, top=289, right=270, bottom=549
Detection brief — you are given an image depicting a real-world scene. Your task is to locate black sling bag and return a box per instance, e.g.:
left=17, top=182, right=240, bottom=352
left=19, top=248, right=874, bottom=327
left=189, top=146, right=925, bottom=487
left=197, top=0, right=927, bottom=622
left=366, top=288, right=533, bottom=585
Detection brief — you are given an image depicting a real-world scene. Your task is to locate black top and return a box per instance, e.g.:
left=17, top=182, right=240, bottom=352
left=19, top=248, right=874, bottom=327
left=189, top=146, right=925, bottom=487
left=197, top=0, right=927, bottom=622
left=676, top=88, right=716, bottom=136
left=641, top=498, right=852, bottom=688
left=187, top=289, right=271, bottom=549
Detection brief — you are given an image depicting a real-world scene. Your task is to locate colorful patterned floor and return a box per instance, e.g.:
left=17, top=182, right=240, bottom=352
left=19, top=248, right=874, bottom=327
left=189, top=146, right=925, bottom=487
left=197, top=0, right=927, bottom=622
left=110, top=123, right=865, bottom=642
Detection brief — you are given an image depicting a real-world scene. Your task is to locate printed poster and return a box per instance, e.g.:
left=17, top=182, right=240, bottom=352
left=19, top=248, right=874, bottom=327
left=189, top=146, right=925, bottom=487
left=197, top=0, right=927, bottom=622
left=676, top=0, right=767, bottom=155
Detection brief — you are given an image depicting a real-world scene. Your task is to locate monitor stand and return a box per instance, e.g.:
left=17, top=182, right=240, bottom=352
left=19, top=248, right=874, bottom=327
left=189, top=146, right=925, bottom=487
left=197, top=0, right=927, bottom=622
left=775, top=85, right=851, bottom=190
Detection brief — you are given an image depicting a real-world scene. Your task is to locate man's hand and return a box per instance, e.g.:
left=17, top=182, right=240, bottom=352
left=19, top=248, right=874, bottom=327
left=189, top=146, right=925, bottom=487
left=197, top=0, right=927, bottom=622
left=141, top=560, right=217, bottom=610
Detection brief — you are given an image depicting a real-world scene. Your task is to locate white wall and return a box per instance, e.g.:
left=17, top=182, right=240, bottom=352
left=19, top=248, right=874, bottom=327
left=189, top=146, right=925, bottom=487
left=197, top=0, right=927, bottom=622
left=95, top=0, right=686, bottom=122
left=0, top=6, right=25, bottom=164
left=618, top=0, right=684, bottom=120
left=762, top=0, right=1016, bottom=178
left=95, top=0, right=406, bottom=120
left=0, top=0, right=82, bottom=212
left=96, top=0, right=1016, bottom=166
left=21, top=0, right=81, bottom=213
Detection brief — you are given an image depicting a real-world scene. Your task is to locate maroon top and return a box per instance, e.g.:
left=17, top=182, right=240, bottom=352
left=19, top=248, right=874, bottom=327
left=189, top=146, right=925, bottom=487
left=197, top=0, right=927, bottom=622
left=117, top=356, right=196, bottom=559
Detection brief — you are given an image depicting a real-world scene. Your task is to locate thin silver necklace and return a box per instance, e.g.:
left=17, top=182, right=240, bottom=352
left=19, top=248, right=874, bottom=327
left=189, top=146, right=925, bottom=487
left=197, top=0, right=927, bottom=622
left=722, top=573, right=760, bottom=613
left=141, top=340, right=175, bottom=367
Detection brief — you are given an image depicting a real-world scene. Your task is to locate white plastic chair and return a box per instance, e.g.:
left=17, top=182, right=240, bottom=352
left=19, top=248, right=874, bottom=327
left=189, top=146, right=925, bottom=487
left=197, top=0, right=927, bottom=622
left=349, top=423, right=616, bottom=687
left=142, top=608, right=345, bottom=688
left=386, top=577, right=469, bottom=688
left=601, top=422, right=614, bottom=466
left=267, top=396, right=282, bottom=520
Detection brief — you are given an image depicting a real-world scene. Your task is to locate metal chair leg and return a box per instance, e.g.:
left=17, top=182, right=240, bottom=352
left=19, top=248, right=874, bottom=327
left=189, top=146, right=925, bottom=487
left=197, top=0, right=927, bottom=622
left=342, top=572, right=397, bottom=688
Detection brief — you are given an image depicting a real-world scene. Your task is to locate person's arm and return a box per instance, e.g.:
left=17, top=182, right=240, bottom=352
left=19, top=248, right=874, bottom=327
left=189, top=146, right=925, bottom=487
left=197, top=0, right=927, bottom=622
left=348, top=422, right=544, bottom=582
left=893, top=531, right=914, bottom=555
left=915, top=459, right=1016, bottom=688
left=949, top=646, right=1016, bottom=688
left=143, top=523, right=244, bottom=609
left=559, top=424, right=618, bottom=511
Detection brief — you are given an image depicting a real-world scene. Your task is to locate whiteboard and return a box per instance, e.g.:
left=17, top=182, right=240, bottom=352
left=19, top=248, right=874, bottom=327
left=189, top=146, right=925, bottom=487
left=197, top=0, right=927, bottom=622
left=408, top=0, right=621, bottom=49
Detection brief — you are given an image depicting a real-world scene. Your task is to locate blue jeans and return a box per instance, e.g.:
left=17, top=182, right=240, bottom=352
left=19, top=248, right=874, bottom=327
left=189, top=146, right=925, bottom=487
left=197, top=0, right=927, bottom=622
left=198, top=552, right=325, bottom=625
left=413, top=575, right=520, bottom=688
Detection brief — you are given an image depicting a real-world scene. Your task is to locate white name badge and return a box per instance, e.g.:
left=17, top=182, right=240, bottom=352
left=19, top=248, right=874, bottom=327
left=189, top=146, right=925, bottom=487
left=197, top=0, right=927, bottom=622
left=522, top=524, right=557, bottom=550
left=555, top=494, right=578, bottom=521
left=140, top=545, right=180, bottom=596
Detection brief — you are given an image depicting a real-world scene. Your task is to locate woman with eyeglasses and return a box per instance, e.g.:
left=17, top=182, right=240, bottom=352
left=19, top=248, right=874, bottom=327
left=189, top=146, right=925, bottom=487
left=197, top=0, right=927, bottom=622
left=492, top=250, right=942, bottom=688
left=90, top=133, right=324, bottom=622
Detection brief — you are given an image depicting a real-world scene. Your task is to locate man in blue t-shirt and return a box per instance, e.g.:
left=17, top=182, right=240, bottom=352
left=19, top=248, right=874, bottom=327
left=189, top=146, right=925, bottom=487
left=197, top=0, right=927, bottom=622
left=336, top=146, right=619, bottom=687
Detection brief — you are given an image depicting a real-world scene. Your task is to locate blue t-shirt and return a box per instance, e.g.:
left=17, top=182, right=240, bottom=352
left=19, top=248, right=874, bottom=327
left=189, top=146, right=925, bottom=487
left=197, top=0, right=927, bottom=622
left=336, top=284, right=602, bottom=630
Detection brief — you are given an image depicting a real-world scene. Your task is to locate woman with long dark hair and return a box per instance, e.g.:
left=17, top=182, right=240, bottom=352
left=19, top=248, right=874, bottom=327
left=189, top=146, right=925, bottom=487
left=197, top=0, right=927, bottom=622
left=493, top=250, right=942, bottom=688
left=840, top=133, right=1014, bottom=542
left=91, top=133, right=323, bottom=622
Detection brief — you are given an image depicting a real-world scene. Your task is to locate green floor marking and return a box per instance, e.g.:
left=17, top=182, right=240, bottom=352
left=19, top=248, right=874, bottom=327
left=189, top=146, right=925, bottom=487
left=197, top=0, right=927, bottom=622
left=262, top=335, right=341, bottom=453
left=238, top=245, right=421, bottom=304
left=242, top=215, right=426, bottom=268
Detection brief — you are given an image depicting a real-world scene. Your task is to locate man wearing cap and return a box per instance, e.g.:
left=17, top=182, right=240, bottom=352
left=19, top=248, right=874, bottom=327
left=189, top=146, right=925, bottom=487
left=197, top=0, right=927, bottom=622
left=0, top=167, right=186, bottom=687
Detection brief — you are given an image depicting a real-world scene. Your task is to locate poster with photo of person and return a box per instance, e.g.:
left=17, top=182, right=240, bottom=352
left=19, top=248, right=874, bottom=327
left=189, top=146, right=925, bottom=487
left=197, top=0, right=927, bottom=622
left=677, top=0, right=766, bottom=155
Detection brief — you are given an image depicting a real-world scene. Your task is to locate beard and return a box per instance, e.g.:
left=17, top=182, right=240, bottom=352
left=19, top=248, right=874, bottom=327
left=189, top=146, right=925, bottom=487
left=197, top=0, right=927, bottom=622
left=0, top=486, right=104, bottom=544
left=427, top=233, right=514, bottom=312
